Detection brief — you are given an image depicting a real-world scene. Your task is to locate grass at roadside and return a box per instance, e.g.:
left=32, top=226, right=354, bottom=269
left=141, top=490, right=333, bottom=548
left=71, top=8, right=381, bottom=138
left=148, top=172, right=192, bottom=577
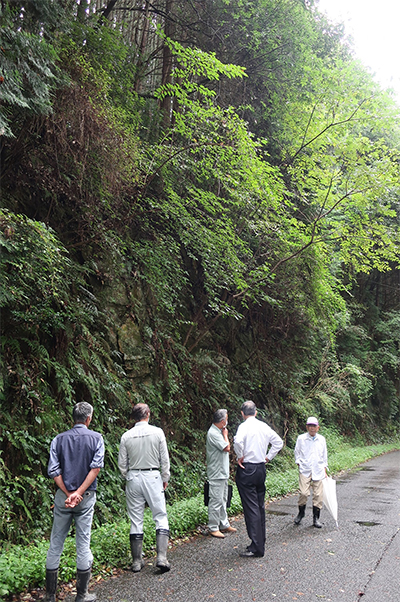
left=1, top=436, right=399, bottom=598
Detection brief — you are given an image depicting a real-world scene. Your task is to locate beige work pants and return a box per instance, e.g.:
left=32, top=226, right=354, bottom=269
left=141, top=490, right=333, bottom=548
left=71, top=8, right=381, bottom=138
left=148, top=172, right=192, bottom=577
left=298, top=472, right=323, bottom=509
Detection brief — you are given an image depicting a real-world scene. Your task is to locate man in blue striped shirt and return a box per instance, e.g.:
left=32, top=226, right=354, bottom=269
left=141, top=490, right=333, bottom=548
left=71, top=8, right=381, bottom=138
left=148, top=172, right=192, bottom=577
left=45, top=402, right=104, bottom=602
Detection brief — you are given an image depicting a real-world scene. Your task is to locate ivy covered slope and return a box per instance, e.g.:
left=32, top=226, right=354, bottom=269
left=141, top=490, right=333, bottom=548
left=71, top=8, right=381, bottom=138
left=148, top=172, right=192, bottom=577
left=1, top=0, right=400, bottom=545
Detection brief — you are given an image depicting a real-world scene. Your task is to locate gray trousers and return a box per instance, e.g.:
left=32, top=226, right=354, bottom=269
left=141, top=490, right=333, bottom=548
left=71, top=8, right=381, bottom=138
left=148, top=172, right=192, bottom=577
left=208, top=479, right=230, bottom=532
left=46, top=488, right=96, bottom=570
left=125, top=470, right=169, bottom=534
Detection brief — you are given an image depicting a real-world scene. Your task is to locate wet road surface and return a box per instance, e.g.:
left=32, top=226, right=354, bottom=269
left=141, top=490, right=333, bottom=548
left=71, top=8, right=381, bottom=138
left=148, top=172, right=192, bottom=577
left=67, top=450, right=400, bottom=602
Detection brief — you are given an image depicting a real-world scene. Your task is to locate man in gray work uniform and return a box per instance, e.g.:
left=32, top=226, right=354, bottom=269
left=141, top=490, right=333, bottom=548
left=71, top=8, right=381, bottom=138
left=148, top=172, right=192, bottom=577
left=206, top=409, right=237, bottom=538
left=46, top=402, right=104, bottom=602
left=118, top=403, right=171, bottom=573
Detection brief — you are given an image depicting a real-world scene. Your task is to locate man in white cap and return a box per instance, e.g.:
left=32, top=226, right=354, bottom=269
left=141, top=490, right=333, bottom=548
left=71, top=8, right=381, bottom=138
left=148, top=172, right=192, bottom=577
left=294, top=417, right=328, bottom=528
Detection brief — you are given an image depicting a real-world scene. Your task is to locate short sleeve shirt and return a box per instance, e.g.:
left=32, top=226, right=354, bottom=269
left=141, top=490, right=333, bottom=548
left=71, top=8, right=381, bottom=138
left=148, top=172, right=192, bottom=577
left=206, top=424, right=229, bottom=480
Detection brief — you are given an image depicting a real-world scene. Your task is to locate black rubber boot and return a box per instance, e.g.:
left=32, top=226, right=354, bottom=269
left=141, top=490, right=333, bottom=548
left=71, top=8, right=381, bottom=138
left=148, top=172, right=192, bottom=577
left=294, top=505, right=306, bottom=525
left=130, top=533, right=145, bottom=572
left=75, top=568, right=96, bottom=602
left=156, top=528, right=171, bottom=573
left=313, top=506, right=322, bottom=528
left=45, top=568, right=58, bottom=602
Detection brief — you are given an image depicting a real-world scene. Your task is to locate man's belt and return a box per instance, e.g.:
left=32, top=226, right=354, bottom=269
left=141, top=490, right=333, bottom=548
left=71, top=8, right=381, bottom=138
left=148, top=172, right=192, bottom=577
left=133, top=467, right=159, bottom=471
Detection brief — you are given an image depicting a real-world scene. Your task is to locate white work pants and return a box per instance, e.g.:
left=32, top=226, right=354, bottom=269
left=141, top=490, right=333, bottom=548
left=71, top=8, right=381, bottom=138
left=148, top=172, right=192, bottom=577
left=125, top=470, right=169, bottom=534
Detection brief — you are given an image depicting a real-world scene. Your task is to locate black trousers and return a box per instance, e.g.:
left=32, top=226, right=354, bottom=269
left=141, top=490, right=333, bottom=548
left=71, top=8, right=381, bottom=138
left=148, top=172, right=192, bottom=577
left=235, top=462, right=266, bottom=556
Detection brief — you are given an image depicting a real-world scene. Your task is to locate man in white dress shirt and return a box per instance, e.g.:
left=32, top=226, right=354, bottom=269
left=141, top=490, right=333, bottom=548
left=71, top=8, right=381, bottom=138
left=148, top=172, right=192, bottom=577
left=118, top=403, right=171, bottom=572
left=294, top=416, right=328, bottom=528
left=233, top=400, right=283, bottom=557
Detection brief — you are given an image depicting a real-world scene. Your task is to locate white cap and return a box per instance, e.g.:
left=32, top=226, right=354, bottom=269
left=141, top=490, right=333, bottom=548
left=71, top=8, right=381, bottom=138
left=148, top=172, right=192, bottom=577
left=306, top=416, right=319, bottom=426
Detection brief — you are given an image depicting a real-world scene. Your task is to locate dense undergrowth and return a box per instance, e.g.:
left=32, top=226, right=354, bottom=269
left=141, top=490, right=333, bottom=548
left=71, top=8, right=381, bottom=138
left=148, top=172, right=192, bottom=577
left=1, top=0, right=400, bottom=589
left=1, top=428, right=398, bottom=598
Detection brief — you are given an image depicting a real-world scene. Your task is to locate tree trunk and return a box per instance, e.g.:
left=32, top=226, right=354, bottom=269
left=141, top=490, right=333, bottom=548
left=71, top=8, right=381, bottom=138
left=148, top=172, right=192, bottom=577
left=160, top=0, right=174, bottom=129
left=134, top=0, right=151, bottom=93
left=77, top=0, right=89, bottom=22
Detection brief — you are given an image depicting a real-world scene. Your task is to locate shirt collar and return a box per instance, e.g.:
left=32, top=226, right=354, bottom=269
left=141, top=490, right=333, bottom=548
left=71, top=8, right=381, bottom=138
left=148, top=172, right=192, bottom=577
left=73, top=423, right=87, bottom=429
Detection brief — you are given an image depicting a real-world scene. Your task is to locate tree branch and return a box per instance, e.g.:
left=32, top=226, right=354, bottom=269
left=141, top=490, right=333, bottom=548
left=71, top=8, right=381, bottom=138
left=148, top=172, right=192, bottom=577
left=138, top=140, right=226, bottom=198
left=289, top=96, right=373, bottom=164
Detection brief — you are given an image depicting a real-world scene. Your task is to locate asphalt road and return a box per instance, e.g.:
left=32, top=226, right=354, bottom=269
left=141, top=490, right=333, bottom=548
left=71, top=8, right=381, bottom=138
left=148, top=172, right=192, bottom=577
left=68, top=450, right=400, bottom=602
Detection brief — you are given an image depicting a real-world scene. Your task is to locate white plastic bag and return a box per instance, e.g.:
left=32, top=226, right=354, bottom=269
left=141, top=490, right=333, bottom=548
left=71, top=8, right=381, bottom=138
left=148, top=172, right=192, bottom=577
left=322, top=476, right=338, bottom=527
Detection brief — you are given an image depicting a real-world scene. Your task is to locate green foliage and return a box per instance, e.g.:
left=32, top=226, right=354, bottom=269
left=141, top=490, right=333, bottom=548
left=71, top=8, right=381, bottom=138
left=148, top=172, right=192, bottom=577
left=155, top=30, right=247, bottom=106
left=266, top=470, right=299, bottom=498
left=167, top=442, right=207, bottom=502
left=0, top=3, right=66, bottom=136
left=1, top=438, right=399, bottom=597
left=91, top=521, right=131, bottom=571
left=0, top=210, right=133, bottom=541
left=1, top=0, right=400, bottom=584
left=0, top=540, right=48, bottom=597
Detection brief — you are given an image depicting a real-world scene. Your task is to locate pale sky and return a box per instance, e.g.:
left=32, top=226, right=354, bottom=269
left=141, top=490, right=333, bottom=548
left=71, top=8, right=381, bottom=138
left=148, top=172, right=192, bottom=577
left=317, top=0, right=400, bottom=100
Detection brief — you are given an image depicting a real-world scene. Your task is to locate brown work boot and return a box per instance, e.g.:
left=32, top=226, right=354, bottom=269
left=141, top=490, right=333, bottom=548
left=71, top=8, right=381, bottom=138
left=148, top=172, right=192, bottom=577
left=221, top=526, right=237, bottom=533
left=210, top=530, right=225, bottom=538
